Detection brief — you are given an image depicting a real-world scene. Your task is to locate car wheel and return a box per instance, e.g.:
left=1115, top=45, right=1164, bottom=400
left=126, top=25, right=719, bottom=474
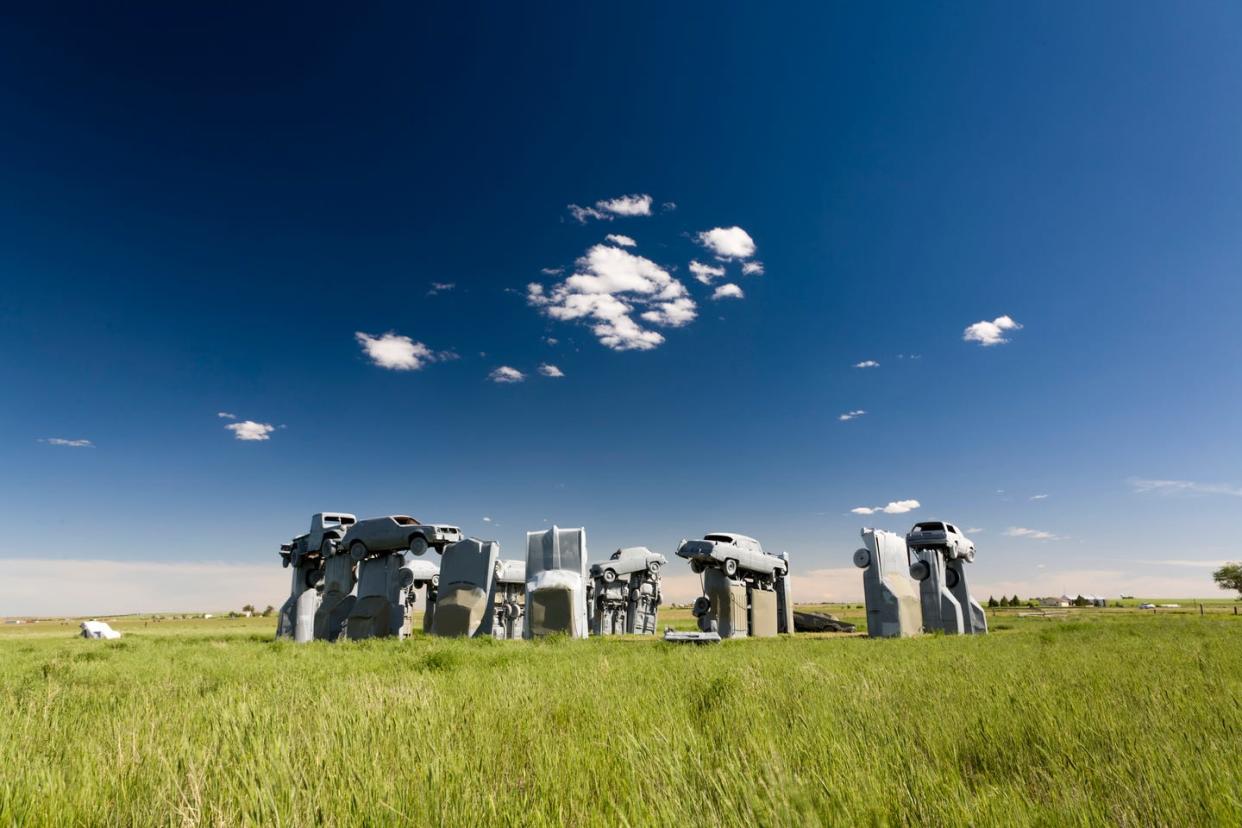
left=430, top=574, right=440, bottom=588
left=724, top=558, right=738, bottom=577
left=853, top=548, right=871, bottom=569
left=945, top=567, right=960, bottom=589
left=408, top=536, right=429, bottom=557
left=349, top=541, right=367, bottom=562
left=647, top=561, right=661, bottom=576
left=690, top=559, right=704, bottom=574
left=603, top=568, right=617, bottom=583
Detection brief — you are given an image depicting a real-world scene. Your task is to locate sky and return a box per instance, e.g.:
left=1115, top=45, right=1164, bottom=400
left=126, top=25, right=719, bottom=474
left=2, top=3, right=1241, bottom=615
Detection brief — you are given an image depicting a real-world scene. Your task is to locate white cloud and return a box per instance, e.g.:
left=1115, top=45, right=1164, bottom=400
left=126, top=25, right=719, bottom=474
left=216, top=412, right=236, bottom=419
left=1129, top=478, right=1242, bottom=498
left=543, top=336, right=559, bottom=346
left=712, top=283, right=744, bottom=300
left=528, top=244, right=696, bottom=351
left=488, top=366, right=525, bottom=383
left=41, top=438, right=93, bottom=448
left=605, top=234, right=636, bottom=247
left=355, top=331, right=435, bottom=371
left=963, top=315, right=1023, bottom=346
left=567, top=194, right=653, bottom=223
left=741, top=261, right=765, bottom=276
left=1003, top=526, right=1063, bottom=541
left=1030, top=494, right=1049, bottom=500
left=838, top=410, right=866, bottom=421
left=226, top=421, right=275, bottom=441
left=851, top=499, right=920, bottom=515
left=972, top=568, right=1221, bottom=601
left=853, top=360, right=880, bottom=369
left=688, top=260, right=726, bottom=284
left=427, top=282, right=455, bottom=296
left=966, top=527, right=985, bottom=533
left=538, top=363, right=564, bottom=378
left=482, top=516, right=493, bottom=523
left=540, top=267, right=564, bottom=276
left=697, top=226, right=756, bottom=260
left=661, top=201, right=677, bottom=212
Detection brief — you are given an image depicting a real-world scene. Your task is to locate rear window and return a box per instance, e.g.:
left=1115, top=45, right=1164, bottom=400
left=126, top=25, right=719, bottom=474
left=340, top=517, right=355, bottom=525
left=704, top=534, right=734, bottom=543
left=914, top=522, right=945, bottom=532
left=393, top=516, right=417, bottom=526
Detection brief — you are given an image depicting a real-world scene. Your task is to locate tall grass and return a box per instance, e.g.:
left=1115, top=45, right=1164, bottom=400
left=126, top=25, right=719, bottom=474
left=1, top=613, right=1239, bottom=825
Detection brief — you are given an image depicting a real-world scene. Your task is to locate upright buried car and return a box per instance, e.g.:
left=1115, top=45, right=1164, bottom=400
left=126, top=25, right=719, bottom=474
left=337, top=516, right=463, bottom=560
left=676, top=533, right=788, bottom=579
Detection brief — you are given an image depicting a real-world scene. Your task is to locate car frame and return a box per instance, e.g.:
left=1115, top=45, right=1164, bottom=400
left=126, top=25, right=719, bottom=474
left=675, top=532, right=788, bottom=579
left=905, top=521, right=974, bottom=561
left=280, top=512, right=357, bottom=567
left=590, top=547, right=667, bottom=583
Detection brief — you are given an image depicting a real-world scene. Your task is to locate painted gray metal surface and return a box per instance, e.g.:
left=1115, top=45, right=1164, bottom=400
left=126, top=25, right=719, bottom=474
left=347, top=552, right=412, bottom=640
left=905, top=520, right=986, bottom=635
left=431, top=538, right=499, bottom=638
left=524, top=526, right=589, bottom=638
left=677, top=533, right=788, bottom=578
left=698, top=567, right=749, bottom=639
left=491, top=559, right=526, bottom=640
left=946, top=558, right=988, bottom=634
left=313, top=542, right=357, bottom=641
left=854, top=528, right=922, bottom=638
left=663, top=628, right=721, bottom=644
left=277, top=513, right=352, bottom=643
left=590, top=547, right=665, bottom=635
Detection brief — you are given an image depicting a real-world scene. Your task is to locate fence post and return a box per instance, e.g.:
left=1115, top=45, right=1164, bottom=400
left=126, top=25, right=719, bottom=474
left=1199, top=603, right=1204, bottom=616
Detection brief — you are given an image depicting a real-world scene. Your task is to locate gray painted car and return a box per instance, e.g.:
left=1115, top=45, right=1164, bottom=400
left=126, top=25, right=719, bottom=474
left=676, top=532, right=788, bottom=578
left=336, top=516, right=463, bottom=561
left=281, top=512, right=357, bottom=563
left=590, top=547, right=667, bottom=583
left=905, top=521, right=974, bottom=561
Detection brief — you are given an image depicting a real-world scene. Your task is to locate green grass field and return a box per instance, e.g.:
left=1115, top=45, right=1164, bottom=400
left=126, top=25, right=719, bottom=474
left=2, top=606, right=1240, bottom=826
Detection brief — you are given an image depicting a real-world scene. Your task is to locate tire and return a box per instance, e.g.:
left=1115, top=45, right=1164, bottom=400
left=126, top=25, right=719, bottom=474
left=603, top=568, right=617, bottom=583
left=690, top=559, right=705, bottom=574
left=349, top=541, right=367, bottom=562
left=408, top=536, right=429, bottom=557
left=430, top=574, right=440, bottom=588
left=853, top=548, right=871, bottom=569
left=724, top=558, right=738, bottom=577
left=647, top=561, right=661, bottom=576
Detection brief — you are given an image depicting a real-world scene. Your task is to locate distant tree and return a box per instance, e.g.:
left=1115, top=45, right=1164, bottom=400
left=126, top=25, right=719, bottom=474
left=1213, top=563, right=1242, bottom=597
left=1074, top=595, right=1088, bottom=607
left=262, top=605, right=275, bottom=617
left=242, top=604, right=255, bottom=614
left=987, top=596, right=999, bottom=608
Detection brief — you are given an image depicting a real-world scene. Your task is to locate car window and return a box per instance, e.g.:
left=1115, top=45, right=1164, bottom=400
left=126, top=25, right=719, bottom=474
left=704, top=534, right=734, bottom=543
left=914, top=522, right=944, bottom=532
left=946, top=525, right=957, bottom=534
left=393, top=516, right=417, bottom=526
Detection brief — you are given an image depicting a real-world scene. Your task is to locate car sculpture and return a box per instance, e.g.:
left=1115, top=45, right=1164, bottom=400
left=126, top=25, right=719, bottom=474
left=676, top=532, right=788, bottom=579
left=280, top=512, right=357, bottom=563
left=335, top=516, right=463, bottom=561
left=590, top=547, right=667, bottom=583
left=905, top=521, right=974, bottom=561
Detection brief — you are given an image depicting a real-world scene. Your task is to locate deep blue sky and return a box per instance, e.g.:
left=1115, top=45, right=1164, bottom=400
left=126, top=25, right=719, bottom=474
left=2, top=3, right=1240, bottom=612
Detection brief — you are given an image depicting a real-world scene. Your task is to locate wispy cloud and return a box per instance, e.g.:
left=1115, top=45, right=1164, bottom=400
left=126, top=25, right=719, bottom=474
left=216, top=412, right=236, bottom=420
left=1128, top=478, right=1242, bottom=498
left=605, top=234, right=636, bottom=247
left=528, top=244, right=695, bottom=351
left=538, top=363, right=564, bottom=378
left=1030, top=494, right=1049, bottom=500
left=966, top=527, right=984, bottom=533
left=488, top=366, right=525, bottom=383
left=712, top=283, right=744, bottom=300
left=355, top=331, right=437, bottom=371
left=838, top=410, right=866, bottom=421
left=741, top=261, right=765, bottom=276
left=427, top=282, right=455, bottom=296
left=852, top=499, right=920, bottom=515
left=688, top=260, right=725, bottom=284
left=853, top=360, right=880, bottom=369
left=40, top=438, right=94, bottom=448
left=696, top=226, right=756, bottom=260
left=568, top=194, right=653, bottom=223
left=1144, top=559, right=1230, bottom=568
left=964, top=314, right=1023, bottom=346
left=1004, top=526, right=1063, bottom=541
left=226, top=421, right=275, bottom=441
